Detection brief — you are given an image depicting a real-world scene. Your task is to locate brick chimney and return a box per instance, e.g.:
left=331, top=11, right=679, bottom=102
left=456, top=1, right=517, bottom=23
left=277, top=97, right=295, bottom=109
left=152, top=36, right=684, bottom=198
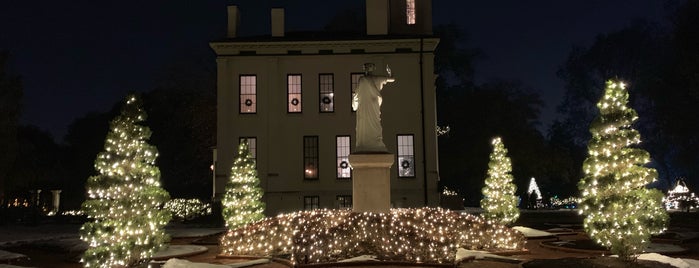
left=366, top=0, right=389, bottom=35
left=271, top=8, right=285, bottom=37
left=227, top=6, right=240, bottom=38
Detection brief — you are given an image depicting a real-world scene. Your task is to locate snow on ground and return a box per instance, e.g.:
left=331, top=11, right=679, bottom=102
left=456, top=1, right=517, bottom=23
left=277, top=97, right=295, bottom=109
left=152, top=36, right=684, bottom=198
left=0, top=264, right=35, bottom=268
left=455, top=248, right=520, bottom=263
left=161, top=258, right=231, bottom=268
left=634, top=253, right=699, bottom=268
left=0, top=249, right=28, bottom=262
left=512, top=226, right=555, bottom=238
left=161, top=258, right=270, bottom=268
left=337, top=255, right=379, bottom=262
left=152, top=245, right=208, bottom=260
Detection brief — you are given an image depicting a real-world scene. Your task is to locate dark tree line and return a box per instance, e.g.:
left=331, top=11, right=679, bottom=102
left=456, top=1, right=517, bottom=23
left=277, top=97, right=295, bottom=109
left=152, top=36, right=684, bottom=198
left=554, top=1, right=699, bottom=192
left=0, top=49, right=216, bottom=210
left=0, top=51, right=23, bottom=203
left=436, top=1, right=699, bottom=205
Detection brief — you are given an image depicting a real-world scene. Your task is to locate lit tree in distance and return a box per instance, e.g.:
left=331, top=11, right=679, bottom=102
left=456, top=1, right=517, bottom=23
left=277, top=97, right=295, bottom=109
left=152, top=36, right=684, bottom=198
left=663, top=178, right=699, bottom=212
left=578, top=80, right=668, bottom=260
left=222, top=140, right=265, bottom=229
left=80, top=94, right=171, bottom=268
left=480, top=137, right=519, bottom=225
left=527, top=177, right=543, bottom=208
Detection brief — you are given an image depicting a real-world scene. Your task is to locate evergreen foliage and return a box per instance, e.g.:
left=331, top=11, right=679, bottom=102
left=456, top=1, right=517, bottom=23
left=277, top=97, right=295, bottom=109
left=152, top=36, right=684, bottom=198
left=480, top=137, right=519, bottom=225
left=222, top=140, right=265, bottom=229
left=578, top=80, right=668, bottom=260
left=80, top=94, right=171, bottom=268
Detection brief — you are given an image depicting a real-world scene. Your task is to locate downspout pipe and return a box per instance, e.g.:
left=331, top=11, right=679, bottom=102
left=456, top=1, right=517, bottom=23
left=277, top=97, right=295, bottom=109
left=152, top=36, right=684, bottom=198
left=419, top=37, right=428, bottom=206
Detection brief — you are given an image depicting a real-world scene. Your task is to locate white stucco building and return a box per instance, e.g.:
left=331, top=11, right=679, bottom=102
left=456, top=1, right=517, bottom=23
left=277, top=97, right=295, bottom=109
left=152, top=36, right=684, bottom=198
left=211, top=0, right=440, bottom=216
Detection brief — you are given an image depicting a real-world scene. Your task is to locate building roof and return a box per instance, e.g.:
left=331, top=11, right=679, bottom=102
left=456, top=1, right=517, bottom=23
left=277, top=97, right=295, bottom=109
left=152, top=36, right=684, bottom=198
left=211, top=30, right=435, bottom=43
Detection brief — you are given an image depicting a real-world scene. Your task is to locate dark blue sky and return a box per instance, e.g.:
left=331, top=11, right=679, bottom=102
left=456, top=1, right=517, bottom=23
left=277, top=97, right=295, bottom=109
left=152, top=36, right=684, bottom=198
left=1, top=0, right=667, bottom=140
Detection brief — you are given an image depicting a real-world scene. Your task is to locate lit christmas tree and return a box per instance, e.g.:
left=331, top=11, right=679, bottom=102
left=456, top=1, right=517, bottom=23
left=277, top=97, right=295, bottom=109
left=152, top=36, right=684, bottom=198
left=480, top=137, right=519, bottom=225
left=663, top=178, right=699, bottom=212
left=527, top=177, right=543, bottom=208
left=222, top=140, right=265, bottom=229
left=80, top=94, right=171, bottom=268
left=578, top=80, right=668, bottom=260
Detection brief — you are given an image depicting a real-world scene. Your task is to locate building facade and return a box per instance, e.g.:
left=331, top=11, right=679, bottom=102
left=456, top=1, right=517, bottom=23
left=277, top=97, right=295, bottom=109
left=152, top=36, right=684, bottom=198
left=211, top=0, right=440, bottom=216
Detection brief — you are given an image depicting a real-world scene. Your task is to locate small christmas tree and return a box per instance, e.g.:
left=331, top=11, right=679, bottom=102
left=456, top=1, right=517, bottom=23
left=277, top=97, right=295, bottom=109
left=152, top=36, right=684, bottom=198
left=664, top=179, right=699, bottom=212
left=480, top=137, right=519, bottom=225
left=222, top=140, right=265, bottom=229
left=80, top=94, right=171, bottom=268
left=578, top=80, right=668, bottom=260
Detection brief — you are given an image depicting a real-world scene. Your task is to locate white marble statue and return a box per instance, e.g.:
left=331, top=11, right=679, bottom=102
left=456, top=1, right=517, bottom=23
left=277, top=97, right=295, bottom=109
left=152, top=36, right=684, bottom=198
left=353, top=63, right=395, bottom=152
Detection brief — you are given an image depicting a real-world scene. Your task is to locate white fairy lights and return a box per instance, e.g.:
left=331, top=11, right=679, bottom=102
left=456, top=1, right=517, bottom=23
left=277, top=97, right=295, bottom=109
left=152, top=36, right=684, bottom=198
left=79, top=94, right=171, bottom=268
left=578, top=80, right=668, bottom=260
left=480, top=137, right=520, bottom=225
left=222, top=140, right=265, bottom=229
left=164, top=198, right=212, bottom=221
left=663, top=178, right=699, bottom=211
left=220, top=208, right=524, bottom=264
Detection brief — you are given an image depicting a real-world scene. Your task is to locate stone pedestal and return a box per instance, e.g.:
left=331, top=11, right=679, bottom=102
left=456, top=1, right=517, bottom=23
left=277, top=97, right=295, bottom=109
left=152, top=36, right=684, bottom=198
left=349, top=153, right=394, bottom=213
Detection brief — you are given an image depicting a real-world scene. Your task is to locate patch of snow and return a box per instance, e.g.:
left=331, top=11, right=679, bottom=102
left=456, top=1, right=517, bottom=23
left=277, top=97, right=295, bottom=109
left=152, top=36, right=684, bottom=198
left=635, top=253, right=699, bottom=268
left=512, top=226, right=555, bottom=238
left=0, top=264, right=36, bottom=268
left=152, top=245, right=208, bottom=260
left=162, top=258, right=231, bottom=268
left=0, top=250, right=28, bottom=262
left=161, top=258, right=270, bottom=268
left=455, top=248, right=520, bottom=263
left=338, top=255, right=378, bottom=262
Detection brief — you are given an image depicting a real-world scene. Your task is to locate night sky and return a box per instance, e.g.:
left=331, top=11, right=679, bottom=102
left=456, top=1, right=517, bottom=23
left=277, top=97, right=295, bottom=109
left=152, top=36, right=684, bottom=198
left=1, top=0, right=667, bottom=140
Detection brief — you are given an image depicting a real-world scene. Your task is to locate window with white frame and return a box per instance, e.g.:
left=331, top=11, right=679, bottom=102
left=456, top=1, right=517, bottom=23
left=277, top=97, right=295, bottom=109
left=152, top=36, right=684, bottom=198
left=240, top=75, right=256, bottom=113
left=336, top=136, right=351, bottom=179
left=336, top=195, right=352, bottom=209
left=319, top=74, right=334, bottom=112
left=238, top=137, right=257, bottom=160
left=397, top=134, right=415, bottom=177
left=288, top=74, right=302, bottom=113
left=351, top=73, right=363, bottom=112
left=304, top=196, right=319, bottom=210
left=406, top=0, right=416, bottom=25
left=304, top=136, right=319, bottom=180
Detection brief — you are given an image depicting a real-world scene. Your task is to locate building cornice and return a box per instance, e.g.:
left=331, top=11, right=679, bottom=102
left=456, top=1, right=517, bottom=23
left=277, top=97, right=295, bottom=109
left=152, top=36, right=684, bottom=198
left=210, top=38, right=439, bottom=56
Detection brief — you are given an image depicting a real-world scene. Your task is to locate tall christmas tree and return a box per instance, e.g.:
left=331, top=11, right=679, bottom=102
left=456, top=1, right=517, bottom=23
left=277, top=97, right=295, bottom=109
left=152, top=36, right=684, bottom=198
left=80, top=94, right=171, bottom=268
left=578, top=80, right=668, bottom=260
left=222, top=140, right=265, bottom=229
left=480, top=137, right=519, bottom=225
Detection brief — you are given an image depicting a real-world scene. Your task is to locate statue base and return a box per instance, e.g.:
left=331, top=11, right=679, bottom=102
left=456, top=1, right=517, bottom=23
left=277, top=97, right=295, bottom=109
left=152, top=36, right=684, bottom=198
left=349, top=153, right=394, bottom=213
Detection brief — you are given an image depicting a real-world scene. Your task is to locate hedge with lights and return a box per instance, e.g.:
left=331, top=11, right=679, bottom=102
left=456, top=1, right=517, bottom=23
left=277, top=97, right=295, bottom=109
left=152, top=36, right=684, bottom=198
left=220, top=208, right=524, bottom=264
left=480, top=137, right=519, bottom=225
left=164, top=198, right=212, bottom=221
left=578, top=80, right=668, bottom=260
left=80, top=94, right=171, bottom=268
left=222, top=140, right=265, bottom=229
